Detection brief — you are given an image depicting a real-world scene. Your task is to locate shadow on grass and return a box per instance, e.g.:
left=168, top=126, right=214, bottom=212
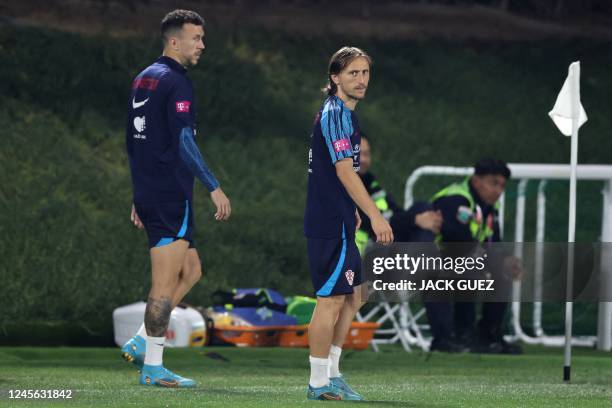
left=203, top=387, right=273, bottom=397
left=347, top=401, right=432, bottom=407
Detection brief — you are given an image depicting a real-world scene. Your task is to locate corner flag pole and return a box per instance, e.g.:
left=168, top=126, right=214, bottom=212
left=548, top=61, right=588, bottom=383
left=563, top=64, right=579, bottom=383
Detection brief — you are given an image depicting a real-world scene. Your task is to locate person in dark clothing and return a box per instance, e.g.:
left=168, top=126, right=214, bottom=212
left=356, top=135, right=442, bottom=254
left=426, top=158, right=523, bottom=354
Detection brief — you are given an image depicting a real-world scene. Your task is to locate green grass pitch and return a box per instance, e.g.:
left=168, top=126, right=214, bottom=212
left=0, top=345, right=610, bottom=407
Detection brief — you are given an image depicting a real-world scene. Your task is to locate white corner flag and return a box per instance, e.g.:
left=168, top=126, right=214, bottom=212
left=549, top=62, right=588, bottom=136
left=548, top=61, right=588, bottom=384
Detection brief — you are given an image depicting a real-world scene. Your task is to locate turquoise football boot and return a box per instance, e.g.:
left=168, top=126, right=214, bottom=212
left=330, top=375, right=364, bottom=401
left=120, top=335, right=146, bottom=370
left=139, top=364, right=197, bottom=388
left=306, top=382, right=343, bottom=401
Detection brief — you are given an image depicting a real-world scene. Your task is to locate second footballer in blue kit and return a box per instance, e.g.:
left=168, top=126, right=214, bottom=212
left=304, top=47, right=394, bottom=401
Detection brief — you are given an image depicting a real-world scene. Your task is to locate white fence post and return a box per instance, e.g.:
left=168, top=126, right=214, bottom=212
left=597, top=180, right=612, bottom=351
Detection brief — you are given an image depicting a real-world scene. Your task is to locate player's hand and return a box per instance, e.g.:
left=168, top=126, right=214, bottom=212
left=355, top=209, right=362, bottom=232
left=130, top=204, right=144, bottom=229
left=415, top=210, right=443, bottom=234
left=503, top=256, right=524, bottom=280
left=210, top=188, right=231, bottom=221
left=371, top=214, right=393, bottom=245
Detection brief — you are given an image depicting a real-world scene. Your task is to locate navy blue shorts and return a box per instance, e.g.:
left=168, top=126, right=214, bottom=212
left=134, top=200, right=195, bottom=249
left=307, top=231, right=362, bottom=297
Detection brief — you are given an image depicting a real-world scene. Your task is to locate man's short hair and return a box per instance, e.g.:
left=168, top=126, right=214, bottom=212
left=474, top=158, right=511, bottom=179
left=161, top=9, right=205, bottom=43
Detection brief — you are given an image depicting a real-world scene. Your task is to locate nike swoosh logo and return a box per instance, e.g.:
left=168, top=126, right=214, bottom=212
left=154, top=343, right=164, bottom=347
left=132, top=97, right=149, bottom=109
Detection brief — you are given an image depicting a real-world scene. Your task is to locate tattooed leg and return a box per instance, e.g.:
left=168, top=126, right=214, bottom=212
left=142, top=240, right=189, bottom=367
left=144, top=296, right=173, bottom=337
left=146, top=239, right=189, bottom=337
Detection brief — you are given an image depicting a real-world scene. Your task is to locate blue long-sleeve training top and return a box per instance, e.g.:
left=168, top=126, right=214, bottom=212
left=126, top=56, right=218, bottom=204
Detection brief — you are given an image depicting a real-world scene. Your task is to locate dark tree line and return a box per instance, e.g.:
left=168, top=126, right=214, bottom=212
left=366, top=0, right=612, bottom=19
left=89, top=0, right=612, bottom=20
left=487, top=0, right=612, bottom=18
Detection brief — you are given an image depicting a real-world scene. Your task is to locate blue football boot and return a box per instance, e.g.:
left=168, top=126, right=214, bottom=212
left=139, top=364, right=197, bottom=388
left=330, top=375, right=364, bottom=401
left=121, top=335, right=146, bottom=370
left=306, top=382, right=343, bottom=401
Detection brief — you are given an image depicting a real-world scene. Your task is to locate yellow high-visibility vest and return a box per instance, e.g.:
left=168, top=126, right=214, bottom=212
left=431, top=178, right=498, bottom=243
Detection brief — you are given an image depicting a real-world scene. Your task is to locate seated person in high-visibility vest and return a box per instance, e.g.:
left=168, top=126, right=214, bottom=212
left=356, top=134, right=442, bottom=254
left=426, top=158, right=523, bottom=354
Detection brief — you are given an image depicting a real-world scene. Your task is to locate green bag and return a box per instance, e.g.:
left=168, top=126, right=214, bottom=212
left=286, top=296, right=317, bottom=325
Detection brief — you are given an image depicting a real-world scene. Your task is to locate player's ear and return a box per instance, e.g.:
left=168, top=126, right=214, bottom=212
left=331, top=74, right=340, bottom=86
left=169, top=36, right=179, bottom=51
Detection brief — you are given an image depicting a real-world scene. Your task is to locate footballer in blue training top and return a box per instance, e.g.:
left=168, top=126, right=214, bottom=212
left=305, top=95, right=363, bottom=296
left=304, top=47, right=394, bottom=402
left=123, top=9, right=231, bottom=389
left=305, top=95, right=361, bottom=241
